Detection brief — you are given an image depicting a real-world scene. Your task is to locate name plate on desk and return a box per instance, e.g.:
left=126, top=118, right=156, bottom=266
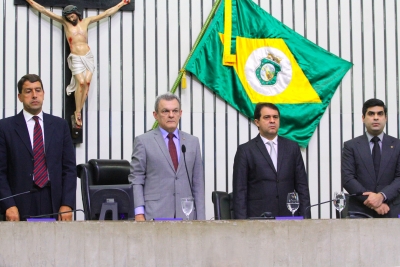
left=275, top=216, right=304, bottom=220
left=27, top=218, right=56, bottom=222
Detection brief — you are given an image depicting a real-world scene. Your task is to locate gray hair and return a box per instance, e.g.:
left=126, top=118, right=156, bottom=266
left=154, top=92, right=181, bottom=112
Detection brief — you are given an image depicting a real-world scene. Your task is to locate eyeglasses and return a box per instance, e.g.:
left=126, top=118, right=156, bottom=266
left=159, top=109, right=180, bottom=116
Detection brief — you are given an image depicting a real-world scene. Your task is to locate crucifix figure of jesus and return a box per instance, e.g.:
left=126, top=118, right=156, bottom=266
left=26, top=0, right=130, bottom=128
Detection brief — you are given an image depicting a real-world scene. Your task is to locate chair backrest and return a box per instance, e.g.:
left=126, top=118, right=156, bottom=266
left=77, top=159, right=131, bottom=220
left=211, top=191, right=234, bottom=220
left=89, top=159, right=130, bottom=185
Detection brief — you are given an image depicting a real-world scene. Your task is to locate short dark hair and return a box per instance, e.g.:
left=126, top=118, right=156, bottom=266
left=62, top=5, right=82, bottom=20
left=362, top=98, right=387, bottom=117
left=254, top=102, right=280, bottom=120
left=17, top=74, right=44, bottom=94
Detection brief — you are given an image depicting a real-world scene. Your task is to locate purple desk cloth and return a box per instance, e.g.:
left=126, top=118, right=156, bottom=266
left=27, top=218, right=56, bottom=222
left=153, top=218, right=183, bottom=221
left=275, top=216, right=304, bottom=220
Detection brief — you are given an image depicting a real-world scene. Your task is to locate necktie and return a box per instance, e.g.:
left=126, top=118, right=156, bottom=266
left=168, top=133, right=179, bottom=171
left=267, top=141, right=277, bottom=171
left=371, top=136, right=381, bottom=179
left=33, top=116, right=49, bottom=187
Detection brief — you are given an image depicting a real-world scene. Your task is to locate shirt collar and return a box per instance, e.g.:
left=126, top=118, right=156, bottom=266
left=259, top=134, right=278, bottom=145
left=366, top=131, right=384, bottom=142
left=22, top=110, right=43, bottom=123
left=159, top=127, right=180, bottom=140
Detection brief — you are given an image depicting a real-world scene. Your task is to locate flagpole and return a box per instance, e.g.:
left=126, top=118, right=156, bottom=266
left=152, top=0, right=223, bottom=129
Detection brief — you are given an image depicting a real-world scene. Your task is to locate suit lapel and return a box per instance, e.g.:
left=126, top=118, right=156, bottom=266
left=255, top=134, right=276, bottom=174
left=153, top=128, right=176, bottom=172
left=43, top=113, right=55, bottom=153
left=14, top=111, right=33, bottom=156
left=276, top=136, right=285, bottom=174
left=356, top=134, right=376, bottom=182
left=378, top=134, right=395, bottom=181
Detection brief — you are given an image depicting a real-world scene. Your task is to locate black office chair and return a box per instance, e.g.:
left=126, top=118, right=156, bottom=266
left=77, top=159, right=131, bottom=220
left=336, top=193, right=373, bottom=219
left=211, top=191, right=234, bottom=219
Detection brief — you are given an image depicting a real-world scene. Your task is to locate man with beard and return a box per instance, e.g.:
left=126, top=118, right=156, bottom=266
left=25, top=0, right=130, bottom=128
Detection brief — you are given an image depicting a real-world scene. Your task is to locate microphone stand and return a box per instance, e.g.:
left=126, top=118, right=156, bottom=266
left=304, top=199, right=334, bottom=219
left=0, top=189, right=38, bottom=202
left=304, top=192, right=363, bottom=219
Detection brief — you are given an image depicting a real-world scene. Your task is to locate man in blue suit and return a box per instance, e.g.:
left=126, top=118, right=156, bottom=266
left=233, top=102, right=311, bottom=218
left=0, top=74, right=76, bottom=221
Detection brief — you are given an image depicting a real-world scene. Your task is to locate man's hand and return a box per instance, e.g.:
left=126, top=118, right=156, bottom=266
left=123, top=0, right=130, bottom=5
left=374, top=203, right=390, bottom=215
left=58, top=206, right=73, bottom=221
left=135, top=214, right=145, bottom=221
left=6, top=206, right=20, bottom=221
left=363, top=192, right=384, bottom=209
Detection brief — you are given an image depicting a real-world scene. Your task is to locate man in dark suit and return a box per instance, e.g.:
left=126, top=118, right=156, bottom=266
left=342, top=98, right=400, bottom=218
left=0, top=74, right=77, bottom=221
left=233, top=102, right=311, bottom=219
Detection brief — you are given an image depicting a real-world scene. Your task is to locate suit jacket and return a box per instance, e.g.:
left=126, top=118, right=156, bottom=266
left=129, top=127, right=205, bottom=220
left=0, top=111, right=77, bottom=219
left=342, top=133, right=400, bottom=218
left=233, top=134, right=311, bottom=219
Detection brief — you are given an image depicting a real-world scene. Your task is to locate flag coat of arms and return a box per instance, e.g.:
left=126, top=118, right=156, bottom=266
left=185, top=0, right=352, bottom=147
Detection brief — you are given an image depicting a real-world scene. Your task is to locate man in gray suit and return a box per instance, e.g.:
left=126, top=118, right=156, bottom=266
left=342, top=98, right=400, bottom=218
left=129, top=93, right=205, bottom=221
left=233, top=103, right=311, bottom=218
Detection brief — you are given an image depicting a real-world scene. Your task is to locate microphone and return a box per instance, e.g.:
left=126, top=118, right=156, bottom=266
left=304, top=192, right=363, bottom=219
left=0, top=188, right=38, bottom=202
left=181, top=145, right=192, bottom=188
left=24, top=209, right=85, bottom=220
left=181, top=145, right=197, bottom=217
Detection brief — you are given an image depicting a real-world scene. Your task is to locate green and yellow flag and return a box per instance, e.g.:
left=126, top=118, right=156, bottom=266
left=185, top=0, right=352, bottom=147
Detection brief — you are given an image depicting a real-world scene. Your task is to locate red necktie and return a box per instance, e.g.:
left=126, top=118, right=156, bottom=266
left=33, top=116, right=49, bottom=187
left=168, top=133, right=178, bottom=171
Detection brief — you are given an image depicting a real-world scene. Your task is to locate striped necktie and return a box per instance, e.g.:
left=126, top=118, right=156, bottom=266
left=32, top=116, right=49, bottom=187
